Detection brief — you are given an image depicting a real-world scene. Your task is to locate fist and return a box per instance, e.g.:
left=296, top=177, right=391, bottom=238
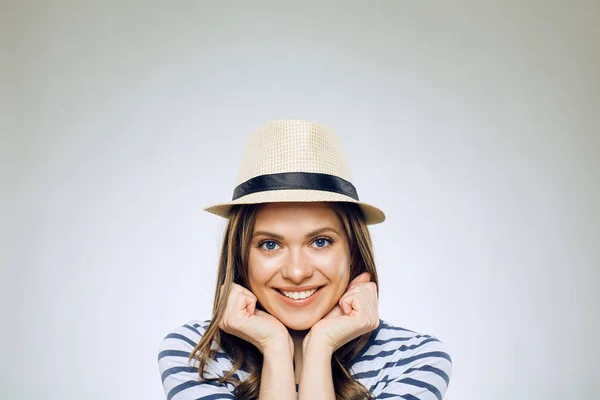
left=304, top=272, right=379, bottom=353
left=218, top=283, right=292, bottom=355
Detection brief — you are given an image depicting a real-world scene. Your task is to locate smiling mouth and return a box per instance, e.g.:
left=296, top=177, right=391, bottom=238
left=275, top=286, right=324, bottom=300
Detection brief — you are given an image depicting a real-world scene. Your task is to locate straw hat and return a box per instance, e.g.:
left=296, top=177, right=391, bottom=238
left=204, top=119, right=386, bottom=225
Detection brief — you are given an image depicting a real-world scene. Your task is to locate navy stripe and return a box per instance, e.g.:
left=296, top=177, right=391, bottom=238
left=353, top=338, right=439, bottom=370
left=370, top=335, right=432, bottom=347
left=405, top=365, right=450, bottom=385
left=350, top=319, right=383, bottom=363
left=353, top=367, right=384, bottom=380
left=397, top=377, right=442, bottom=400
left=165, top=333, right=198, bottom=348
left=159, top=342, right=229, bottom=363
left=378, top=394, right=420, bottom=400
left=354, top=348, right=396, bottom=362
left=367, top=375, right=395, bottom=392
left=158, top=350, right=190, bottom=361
left=161, top=366, right=198, bottom=383
left=395, top=351, right=452, bottom=367
left=183, top=324, right=201, bottom=335
left=193, top=395, right=237, bottom=400
left=167, top=380, right=235, bottom=400
left=379, top=322, right=415, bottom=333
left=396, top=338, right=441, bottom=352
left=353, top=350, right=450, bottom=380
left=161, top=366, right=240, bottom=384
left=167, top=380, right=201, bottom=400
left=192, top=320, right=211, bottom=329
left=357, top=337, right=439, bottom=363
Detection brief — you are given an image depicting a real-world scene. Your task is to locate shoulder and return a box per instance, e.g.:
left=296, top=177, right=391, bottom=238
left=157, top=319, right=247, bottom=398
left=158, top=319, right=211, bottom=363
left=350, top=318, right=453, bottom=398
left=161, top=318, right=215, bottom=342
left=157, top=319, right=246, bottom=382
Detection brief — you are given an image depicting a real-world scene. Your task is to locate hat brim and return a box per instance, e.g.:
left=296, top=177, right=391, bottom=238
left=204, top=189, right=385, bottom=225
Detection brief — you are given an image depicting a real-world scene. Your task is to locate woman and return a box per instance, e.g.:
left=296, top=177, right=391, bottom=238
left=158, top=120, right=452, bottom=399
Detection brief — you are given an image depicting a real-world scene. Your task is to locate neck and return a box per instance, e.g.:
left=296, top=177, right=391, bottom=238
left=287, top=327, right=310, bottom=384
left=286, top=328, right=372, bottom=385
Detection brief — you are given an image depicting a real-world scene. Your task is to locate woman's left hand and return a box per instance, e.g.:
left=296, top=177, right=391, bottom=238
left=304, top=272, right=379, bottom=354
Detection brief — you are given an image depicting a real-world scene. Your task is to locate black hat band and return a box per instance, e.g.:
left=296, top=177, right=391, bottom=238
left=232, top=172, right=359, bottom=201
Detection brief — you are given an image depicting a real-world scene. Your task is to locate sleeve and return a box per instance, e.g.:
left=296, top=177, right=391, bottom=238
left=375, top=336, right=453, bottom=400
left=157, top=322, right=237, bottom=400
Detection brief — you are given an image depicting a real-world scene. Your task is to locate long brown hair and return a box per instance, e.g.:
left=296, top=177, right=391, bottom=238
left=188, top=201, right=379, bottom=400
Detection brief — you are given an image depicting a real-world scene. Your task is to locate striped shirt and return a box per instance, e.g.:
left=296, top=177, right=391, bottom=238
left=158, top=318, right=452, bottom=399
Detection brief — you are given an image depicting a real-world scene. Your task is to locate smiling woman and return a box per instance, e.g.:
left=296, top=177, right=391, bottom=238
left=157, top=120, right=452, bottom=400
left=248, top=203, right=355, bottom=333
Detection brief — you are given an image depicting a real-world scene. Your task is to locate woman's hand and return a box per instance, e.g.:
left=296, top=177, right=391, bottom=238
left=218, top=283, right=293, bottom=356
left=303, top=272, right=379, bottom=354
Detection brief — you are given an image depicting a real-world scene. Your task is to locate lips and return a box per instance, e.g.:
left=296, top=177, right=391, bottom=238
left=279, top=287, right=318, bottom=299
left=276, top=285, right=323, bottom=292
left=276, top=285, right=323, bottom=295
left=273, top=286, right=324, bottom=307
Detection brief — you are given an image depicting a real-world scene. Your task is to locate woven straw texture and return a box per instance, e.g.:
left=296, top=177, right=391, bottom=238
left=204, top=119, right=385, bottom=225
left=236, top=120, right=353, bottom=184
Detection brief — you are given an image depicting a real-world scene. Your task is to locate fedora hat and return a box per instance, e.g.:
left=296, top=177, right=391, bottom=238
left=204, top=119, right=386, bottom=225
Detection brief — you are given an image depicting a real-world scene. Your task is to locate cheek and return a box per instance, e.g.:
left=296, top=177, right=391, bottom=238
left=320, top=250, right=351, bottom=286
left=247, top=251, right=278, bottom=289
left=313, top=248, right=350, bottom=272
left=250, top=252, right=281, bottom=271
left=249, top=249, right=279, bottom=269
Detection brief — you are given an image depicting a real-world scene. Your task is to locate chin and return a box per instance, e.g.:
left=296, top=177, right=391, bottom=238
left=277, top=314, right=318, bottom=332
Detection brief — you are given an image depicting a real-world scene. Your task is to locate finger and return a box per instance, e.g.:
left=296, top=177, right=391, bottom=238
left=340, top=297, right=352, bottom=315
left=348, top=272, right=371, bottom=290
left=247, top=299, right=255, bottom=315
left=342, top=296, right=362, bottom=315
left=365, top=281, right=378, bottom=295
left=339, top=291, right=360, bottom=315
left=234, top=284, right=258, bottom=300
left=238, top=292, right=256, bottom=315
left=228, top=288, right=253, bottom=314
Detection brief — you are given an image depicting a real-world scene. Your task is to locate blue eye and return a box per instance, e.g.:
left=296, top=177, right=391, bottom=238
left=258, top=237, right=333, bottom=252
left=260, top=240, right=279, bottom=251
left=313, top=237, right=333, bottom=249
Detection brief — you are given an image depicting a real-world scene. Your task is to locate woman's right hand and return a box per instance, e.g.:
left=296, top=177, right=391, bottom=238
left=218, top=283, right=293, bottom=356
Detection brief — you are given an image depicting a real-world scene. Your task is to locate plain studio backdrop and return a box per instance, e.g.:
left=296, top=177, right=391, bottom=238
left=2, top=1, right=599, bottom=399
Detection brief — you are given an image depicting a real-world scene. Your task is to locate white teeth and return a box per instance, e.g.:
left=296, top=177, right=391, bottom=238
left=281, top=288, right=318, bottom=300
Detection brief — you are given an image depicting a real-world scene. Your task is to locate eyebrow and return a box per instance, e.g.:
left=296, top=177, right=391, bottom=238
left=252, top=227, right=342, bottom=240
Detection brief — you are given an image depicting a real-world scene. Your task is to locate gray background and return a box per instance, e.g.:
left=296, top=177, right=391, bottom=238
left=2, top=1, right=599, bottom=399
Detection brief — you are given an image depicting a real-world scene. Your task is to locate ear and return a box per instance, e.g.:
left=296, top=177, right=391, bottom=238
left=348, top=271, right=371, bottom=290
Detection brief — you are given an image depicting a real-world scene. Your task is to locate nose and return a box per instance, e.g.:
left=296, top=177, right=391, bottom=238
left=281, top=246, right=314, bottom=283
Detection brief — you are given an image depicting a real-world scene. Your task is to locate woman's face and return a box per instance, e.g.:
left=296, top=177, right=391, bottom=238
left=247, top=202, right=351, bottom=331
